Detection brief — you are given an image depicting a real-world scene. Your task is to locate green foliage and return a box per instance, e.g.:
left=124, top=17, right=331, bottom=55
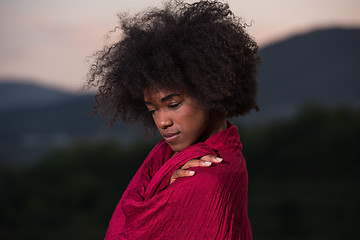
left=1, top=104, right=359, bottom=240
left=242, top=103, right=360, bottom=240
left=0, top=140, right=154, bottom=240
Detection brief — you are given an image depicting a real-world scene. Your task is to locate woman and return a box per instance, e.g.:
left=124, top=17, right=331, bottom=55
left=88, top=1, right=260, bottom=239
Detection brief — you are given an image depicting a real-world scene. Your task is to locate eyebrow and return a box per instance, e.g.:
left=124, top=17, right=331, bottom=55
left=161, top=93, right=181, bottom=102
left=144, top=93, right=181, bottom=105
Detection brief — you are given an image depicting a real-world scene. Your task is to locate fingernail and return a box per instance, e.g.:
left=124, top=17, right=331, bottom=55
left=215, top=157, right=223, bottom=162
left=204, top=161, right=212, bottom=166
left=189, top=171, right=195, bottom=175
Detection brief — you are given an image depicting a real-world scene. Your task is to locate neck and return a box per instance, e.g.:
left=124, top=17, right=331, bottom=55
left=198, top=116, right=227, bottom=143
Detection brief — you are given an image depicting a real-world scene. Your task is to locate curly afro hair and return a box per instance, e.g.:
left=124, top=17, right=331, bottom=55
left=87, top=0, right=260, bottom=130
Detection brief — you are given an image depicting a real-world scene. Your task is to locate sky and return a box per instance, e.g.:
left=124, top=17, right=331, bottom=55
left=0, top=0, right=360, bottom=92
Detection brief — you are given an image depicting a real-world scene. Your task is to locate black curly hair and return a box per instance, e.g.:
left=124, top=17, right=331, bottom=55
left=87, top=0, right=260, bottom=130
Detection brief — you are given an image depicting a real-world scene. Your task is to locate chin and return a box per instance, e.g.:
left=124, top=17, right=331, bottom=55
left=168, top=143, right=189, bottom=153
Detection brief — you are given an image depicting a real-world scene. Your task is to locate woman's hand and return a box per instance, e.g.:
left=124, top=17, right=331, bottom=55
left=169, top=155, right=222, bottom=184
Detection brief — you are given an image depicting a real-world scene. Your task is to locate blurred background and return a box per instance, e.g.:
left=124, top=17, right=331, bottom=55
left=1, top=0, right=359, bottom=239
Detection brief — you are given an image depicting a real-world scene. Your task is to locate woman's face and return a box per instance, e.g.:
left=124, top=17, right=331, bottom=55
left=144, top=89, right=218, bottom=153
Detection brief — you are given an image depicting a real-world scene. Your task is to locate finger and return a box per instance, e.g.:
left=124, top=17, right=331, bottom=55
left=181, top=159, right=212, bottom=170
left=170, top=169, right=195, bottom=184
left=181, top=156, right=223, bottom=169
left=174, top=169, right=196, bottom=178
left=200, top=155, right=223, bottom=163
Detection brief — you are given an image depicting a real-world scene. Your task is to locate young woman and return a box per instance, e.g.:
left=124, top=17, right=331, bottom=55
left=88, top=1, right=260, bottom=239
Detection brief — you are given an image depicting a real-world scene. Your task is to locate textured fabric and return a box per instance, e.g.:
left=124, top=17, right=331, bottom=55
left=105, top=123, right=252, bottom=240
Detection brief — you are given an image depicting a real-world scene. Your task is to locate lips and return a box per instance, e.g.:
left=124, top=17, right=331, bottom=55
left=162, top=132, right=180, bottom=142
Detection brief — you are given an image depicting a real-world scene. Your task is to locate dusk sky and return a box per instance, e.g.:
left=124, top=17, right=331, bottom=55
left=1, top=0, right=360, bottom=92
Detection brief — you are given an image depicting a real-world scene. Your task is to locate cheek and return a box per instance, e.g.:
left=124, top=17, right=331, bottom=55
left=182, top=109, right=208, bottom=136
left=193, top=106, right=208, bottom=124
left=152, top=114, right=160, bottom=128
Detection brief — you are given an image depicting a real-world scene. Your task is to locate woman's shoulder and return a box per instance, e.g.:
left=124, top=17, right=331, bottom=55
left=176, top=150, right=247, bottom=192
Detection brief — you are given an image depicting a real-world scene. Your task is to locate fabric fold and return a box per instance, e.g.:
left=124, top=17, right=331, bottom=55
left=105, top=123, right=252, bottom=240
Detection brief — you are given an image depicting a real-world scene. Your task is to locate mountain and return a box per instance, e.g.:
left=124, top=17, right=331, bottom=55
left=1, top=27, right=360, bottom=166
left=239, top=27, right=360, bottom=125
left=0, top=80, right=75, bottom=112
left=0, top=84, right=145, bottom=166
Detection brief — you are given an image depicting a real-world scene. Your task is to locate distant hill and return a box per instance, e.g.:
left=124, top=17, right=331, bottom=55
left=0, top=83, right=145, bottom=166
left=0, top=80, right=75, bottom=112
left=1, top=27, right=360, bottom=166
left=240, top=27, right=360, bottom=125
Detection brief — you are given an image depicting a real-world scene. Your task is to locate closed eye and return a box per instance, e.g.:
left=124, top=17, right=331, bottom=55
left=168, top=102, right=181, bottom=109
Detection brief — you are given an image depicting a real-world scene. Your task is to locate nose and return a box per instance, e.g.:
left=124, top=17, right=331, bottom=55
left=154, top=110, right=173, bottom=129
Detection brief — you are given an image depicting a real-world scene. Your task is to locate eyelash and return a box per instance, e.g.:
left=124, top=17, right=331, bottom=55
left=147, top=102, right=181, bottom=114
left=168, top=102, right=181, bottom=109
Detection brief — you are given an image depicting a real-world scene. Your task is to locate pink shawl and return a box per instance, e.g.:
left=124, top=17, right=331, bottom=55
left=105, top=123, right=252, bottom=239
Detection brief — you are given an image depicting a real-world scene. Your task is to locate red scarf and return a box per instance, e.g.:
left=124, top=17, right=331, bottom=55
left=105, top=123, right=252, bottom=239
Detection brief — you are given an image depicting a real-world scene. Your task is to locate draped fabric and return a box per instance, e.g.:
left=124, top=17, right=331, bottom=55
left=105, top=123, right=252, bottom=239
